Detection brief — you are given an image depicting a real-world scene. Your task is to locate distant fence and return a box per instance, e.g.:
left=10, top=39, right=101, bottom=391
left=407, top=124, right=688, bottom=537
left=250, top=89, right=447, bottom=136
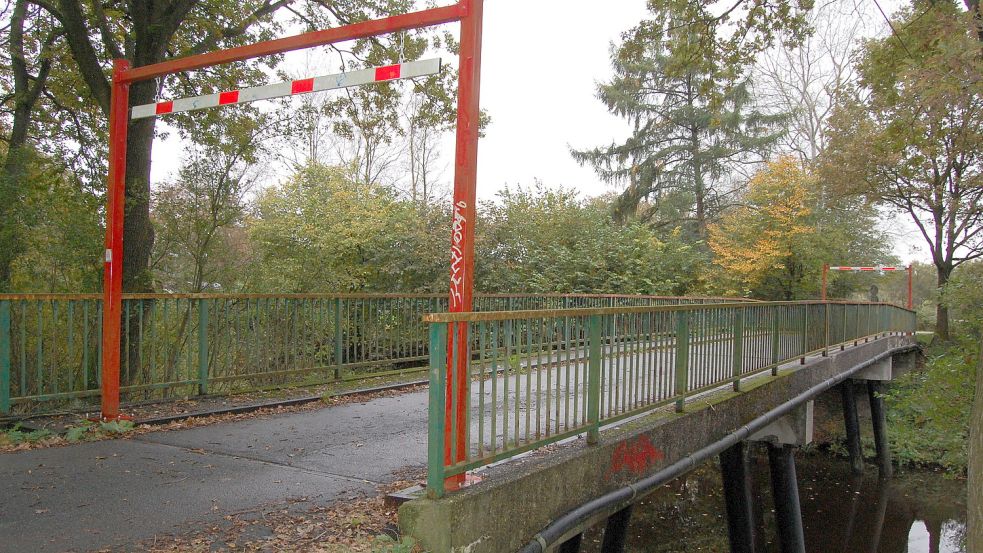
left=423, top=301, right=917, bottom=497
left=0, top=293, right=749, bottom=416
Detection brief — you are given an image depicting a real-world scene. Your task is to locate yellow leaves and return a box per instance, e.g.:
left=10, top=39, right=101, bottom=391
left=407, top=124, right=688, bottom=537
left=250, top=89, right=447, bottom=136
left=708, top=156, right=819, bottom=289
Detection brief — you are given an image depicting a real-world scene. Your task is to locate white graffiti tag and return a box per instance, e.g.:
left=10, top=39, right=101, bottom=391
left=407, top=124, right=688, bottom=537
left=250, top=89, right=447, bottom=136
left=450, top=200, right=467, bottom=310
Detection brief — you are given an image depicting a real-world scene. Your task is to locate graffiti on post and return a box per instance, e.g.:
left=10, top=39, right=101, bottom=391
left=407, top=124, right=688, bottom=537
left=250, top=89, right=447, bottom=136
left=450, top=200, right=467, bottom=311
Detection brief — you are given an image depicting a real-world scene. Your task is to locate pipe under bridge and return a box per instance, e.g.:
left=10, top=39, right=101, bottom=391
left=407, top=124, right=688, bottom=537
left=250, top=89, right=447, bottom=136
left=398, top=300, right=917, bottom=553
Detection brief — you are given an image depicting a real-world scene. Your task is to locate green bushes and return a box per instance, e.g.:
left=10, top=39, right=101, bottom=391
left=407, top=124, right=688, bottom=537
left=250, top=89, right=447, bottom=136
left=884, top=340, right=979, bottom=473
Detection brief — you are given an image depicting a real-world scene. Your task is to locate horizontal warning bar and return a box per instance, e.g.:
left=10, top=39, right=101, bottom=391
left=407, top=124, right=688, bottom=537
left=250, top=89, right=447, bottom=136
left=131, top=58, right=441, bottom=120
left=829, top=266, right=903, bottom=271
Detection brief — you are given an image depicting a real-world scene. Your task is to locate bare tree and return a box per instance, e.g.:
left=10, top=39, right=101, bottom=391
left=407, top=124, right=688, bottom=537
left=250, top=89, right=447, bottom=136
left=755, top=0, right=875, bottom=163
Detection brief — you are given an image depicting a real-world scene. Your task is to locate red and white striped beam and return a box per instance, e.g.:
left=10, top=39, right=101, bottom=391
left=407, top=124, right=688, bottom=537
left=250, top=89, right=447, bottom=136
left=130, top=58, right=441, bottom=120
left=829, top=266, right=902, bottom=271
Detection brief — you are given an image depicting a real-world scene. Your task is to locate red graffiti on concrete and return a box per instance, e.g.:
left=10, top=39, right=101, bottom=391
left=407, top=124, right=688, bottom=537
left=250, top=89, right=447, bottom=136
left=610, top=435, right=665, bottom=477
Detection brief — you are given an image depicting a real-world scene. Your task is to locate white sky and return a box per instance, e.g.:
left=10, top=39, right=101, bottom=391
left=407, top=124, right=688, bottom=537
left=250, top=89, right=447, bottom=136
left=150, top=0, right=930, bottom=265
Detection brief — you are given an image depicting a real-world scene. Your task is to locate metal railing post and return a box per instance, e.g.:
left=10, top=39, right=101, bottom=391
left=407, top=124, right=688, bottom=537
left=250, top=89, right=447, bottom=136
left=1, top=300, right=10, bottom=414
left=427, top=322, right=448, bottom=499
left=334, top=297, right=343, bottom=380
left=732, top=307, right=744, bottom=391
left=771, top=307, right=780, bottom=376
left=823, top=302, right=830, bottom=357
left=587, top=314, right=602, bottom=444
left=197, top=298, right=209, bottom=395
left=674, top=311, right=690, bottom=412
left=800, top=305, right=808, bottom=364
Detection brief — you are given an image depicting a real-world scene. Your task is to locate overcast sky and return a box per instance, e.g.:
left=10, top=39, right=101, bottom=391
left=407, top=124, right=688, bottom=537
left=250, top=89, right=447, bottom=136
left=149, top=0, right=929, bottom=265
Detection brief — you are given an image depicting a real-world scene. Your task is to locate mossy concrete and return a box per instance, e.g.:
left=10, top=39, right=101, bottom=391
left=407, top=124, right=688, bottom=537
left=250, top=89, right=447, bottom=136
left=398, top=335, right=917, bottom=553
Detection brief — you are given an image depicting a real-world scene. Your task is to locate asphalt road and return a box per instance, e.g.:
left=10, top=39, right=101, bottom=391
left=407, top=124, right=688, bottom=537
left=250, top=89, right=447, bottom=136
left=0, top=392, right=429, bottom=553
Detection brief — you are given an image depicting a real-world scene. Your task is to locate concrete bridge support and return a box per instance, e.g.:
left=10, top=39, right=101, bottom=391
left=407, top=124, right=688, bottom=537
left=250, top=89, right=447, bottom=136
left=719, top=442, right=756, bottom=553
left=853, top=355, right=896, bottom=477
left=749, top=401, right=813, bottom=553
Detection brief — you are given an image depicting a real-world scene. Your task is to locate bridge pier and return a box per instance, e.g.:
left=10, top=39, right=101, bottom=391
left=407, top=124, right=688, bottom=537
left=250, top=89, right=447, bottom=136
left=557, top=533, right=582, bottom=553
left=767, top=444, right=806, bottom=553
left=867, top=380, right=893, bottom=478
left=840, top=382, right=865, bottom=475
left=600, top=505, right=634, bottom=553
left=852, top=355, right=895, bottom=477
left=749, top=401, right=812, bottom=553
left=719, top=442, right=756, bottom=553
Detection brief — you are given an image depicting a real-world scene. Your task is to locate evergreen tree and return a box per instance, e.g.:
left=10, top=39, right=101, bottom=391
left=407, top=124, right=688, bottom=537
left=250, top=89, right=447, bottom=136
left=571, top=7, right=785, bottom=238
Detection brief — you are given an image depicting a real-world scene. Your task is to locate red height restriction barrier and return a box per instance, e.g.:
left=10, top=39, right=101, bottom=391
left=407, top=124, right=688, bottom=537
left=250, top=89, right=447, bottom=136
left=101, top=1, right=483, bottom=488
left=821, top=264, right=914, bottom=309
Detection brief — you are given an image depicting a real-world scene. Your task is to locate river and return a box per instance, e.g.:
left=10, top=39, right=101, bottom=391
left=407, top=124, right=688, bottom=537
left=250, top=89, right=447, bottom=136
left=579, top=450, right=967, bottom=553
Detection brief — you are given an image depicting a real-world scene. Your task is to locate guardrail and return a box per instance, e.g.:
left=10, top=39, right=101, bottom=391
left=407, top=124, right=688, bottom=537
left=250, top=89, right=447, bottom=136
left=0, top=293, right=747, bottom=416
left=423, top=301, right=916, bottom=497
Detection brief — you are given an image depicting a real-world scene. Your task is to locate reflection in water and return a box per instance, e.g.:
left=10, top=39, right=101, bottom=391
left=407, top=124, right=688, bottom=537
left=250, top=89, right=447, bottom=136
left=580, top=450, right=966, bottom=553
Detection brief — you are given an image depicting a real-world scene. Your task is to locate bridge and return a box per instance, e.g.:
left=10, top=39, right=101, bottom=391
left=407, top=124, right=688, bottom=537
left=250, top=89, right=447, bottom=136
left=0, top=294, right=915, bottom=552
left=401, top=299, right=916, bottom=552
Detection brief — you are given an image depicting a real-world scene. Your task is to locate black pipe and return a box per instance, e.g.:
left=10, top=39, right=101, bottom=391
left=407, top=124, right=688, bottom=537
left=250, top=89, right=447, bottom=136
left=768, top=443, right=805, bottom=553
left=518, top=344, right=917, bottom=553
left=720, top=441, right=756, bottom=553
left=867, top=380, right=893, bottom=478
left=600, top=505, right=634, bottom=553
left=840, top=382, right=864, bottom=475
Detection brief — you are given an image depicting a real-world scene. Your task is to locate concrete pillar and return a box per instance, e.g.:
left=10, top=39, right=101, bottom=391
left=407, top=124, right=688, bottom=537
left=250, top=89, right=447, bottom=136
left=720, top=442, right=756, bottom=553
left=867, top=380, right=893, bottom=478
left=601, top=505, right=634, bottom=553
left=841, top=382, right=865, bottom=475
left=749, top=401, right=814, bottom=447
left=767, top=444, right=806, bottom=553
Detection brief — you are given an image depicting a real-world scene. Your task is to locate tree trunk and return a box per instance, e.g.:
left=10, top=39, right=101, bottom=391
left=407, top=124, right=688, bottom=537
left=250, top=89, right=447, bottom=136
left=969, top=334, right=982, bottom=553
left=121, top=80, right=159, bottom=293
left=934, top=265, right=951, bottom=342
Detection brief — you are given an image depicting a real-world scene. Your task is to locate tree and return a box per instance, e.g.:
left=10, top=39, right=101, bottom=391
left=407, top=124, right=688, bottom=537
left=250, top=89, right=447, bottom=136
left=0, top=0, right=57, bottom=291
left=571, top=5, right=785, bottom=236
left=150, top=112, right=277, bottom=292
left=474, top=186, right=707, bottom=295
left=30, top=0, right=432, bottom=292
left=822, top=1, right=983, bottom=341
left=755, top=0, right=874, bottom=162
left=708, top=156, right=891, bottom=300
left=248, top=163, right=446, bottom=292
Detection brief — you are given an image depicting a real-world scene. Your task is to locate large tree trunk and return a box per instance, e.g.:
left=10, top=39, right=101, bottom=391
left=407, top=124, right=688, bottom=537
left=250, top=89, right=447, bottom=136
left=934, top=265, right=951, bottom=342
left=970, top=334, right=982, bottom=553
left=121, top=81, right=159, bottom=293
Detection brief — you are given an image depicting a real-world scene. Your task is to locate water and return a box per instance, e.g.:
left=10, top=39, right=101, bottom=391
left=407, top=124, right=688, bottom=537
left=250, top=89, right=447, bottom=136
left=580, top=451, right=967, bottom=553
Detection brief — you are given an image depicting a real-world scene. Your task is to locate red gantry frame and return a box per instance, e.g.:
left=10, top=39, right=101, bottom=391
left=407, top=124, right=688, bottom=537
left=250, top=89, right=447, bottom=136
left=821, top=264, right=914, bottom=309
left=100, top=1, right=483, bottom=487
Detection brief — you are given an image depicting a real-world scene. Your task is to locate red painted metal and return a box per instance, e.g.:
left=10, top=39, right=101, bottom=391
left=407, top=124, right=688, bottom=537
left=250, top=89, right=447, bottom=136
left=98, top=1, right=477, bottom=457
left=821, top=263, right=828, bottom=301
left=101, top=59, right=131, bottom=420
left=375, top=64, right=402, bottom=80
left=291, top=78, right=314, bottom=94
left=445, top=0, right=483, bottom=489
left=907, top=265, right=913, bottom=309
left=117, top=5, right=466, bottom=84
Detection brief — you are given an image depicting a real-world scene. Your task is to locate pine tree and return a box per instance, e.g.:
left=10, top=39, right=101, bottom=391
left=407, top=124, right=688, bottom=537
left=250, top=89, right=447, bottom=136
left=571, top=7, right=785, bottom=238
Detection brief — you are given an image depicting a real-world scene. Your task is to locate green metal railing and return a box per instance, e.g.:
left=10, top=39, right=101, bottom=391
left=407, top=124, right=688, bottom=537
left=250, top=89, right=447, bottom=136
left=0, top=293, right=746, bottom=416
left=423, top=301, right=916, bottom=497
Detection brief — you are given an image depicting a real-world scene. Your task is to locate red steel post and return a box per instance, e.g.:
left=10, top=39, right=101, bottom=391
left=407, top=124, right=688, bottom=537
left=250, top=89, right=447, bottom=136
left=446, top=0, right=483, bottom=488
left=101, top=60, right=131, bottom=420
left=821, top=263, right=828, bottom=301
left=119, top=5, right=465, bottom=84
left=907, top=265, right=913, bottom=310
